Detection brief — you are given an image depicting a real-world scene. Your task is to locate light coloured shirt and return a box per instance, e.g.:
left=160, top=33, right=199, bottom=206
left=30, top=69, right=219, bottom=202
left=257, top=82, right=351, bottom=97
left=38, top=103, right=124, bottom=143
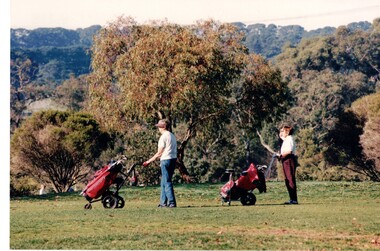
left=158, top=131, right=177, bottom=160
left=281, top=135, right=296, bottom=155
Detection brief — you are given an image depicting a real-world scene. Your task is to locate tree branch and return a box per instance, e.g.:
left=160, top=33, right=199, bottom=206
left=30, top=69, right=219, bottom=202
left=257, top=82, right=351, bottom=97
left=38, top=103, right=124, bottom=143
left=256, top=130, right=276, bottom=154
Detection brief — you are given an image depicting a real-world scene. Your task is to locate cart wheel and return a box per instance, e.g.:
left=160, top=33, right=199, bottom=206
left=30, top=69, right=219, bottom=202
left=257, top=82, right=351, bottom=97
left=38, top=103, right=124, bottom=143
left=102, top=194, right=118, bottom=209
left=241, top=193, right=256, bottom=206
left=116, top=196, right=125, bottom=209
left=84, top=203, right=92, bottom=210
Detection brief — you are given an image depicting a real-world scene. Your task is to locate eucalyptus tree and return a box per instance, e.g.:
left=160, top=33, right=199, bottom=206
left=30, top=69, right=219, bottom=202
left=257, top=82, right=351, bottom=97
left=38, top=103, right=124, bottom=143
left=87, top=17, right=290, bottom=181
left=55, top=75, right=88, bottom=111
left=10, top=57, right=38, bottom=131
left=232, top=54, right=291, bottom=165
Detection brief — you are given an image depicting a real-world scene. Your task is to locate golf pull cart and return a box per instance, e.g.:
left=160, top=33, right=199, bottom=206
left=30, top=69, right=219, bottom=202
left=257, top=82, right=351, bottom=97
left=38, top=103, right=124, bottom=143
left=220, top=153, right=277, bottom=206
left=81, top=156, right=140, bottom=209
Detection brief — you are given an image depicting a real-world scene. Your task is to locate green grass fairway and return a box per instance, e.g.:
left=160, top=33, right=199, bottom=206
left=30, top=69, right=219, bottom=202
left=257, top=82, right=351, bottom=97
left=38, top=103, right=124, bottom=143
left=10, top=182, right=380, bottom=250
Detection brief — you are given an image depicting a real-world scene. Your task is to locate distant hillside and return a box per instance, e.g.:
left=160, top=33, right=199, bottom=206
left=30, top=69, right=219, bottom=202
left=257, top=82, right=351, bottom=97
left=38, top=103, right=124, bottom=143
left=11, top=25, right=102, bottom=48
left=11, top=26, right=101, bottom=85
left=10, top=21, right=372, bottom=85
left=233, top=21, right=371, bottom=58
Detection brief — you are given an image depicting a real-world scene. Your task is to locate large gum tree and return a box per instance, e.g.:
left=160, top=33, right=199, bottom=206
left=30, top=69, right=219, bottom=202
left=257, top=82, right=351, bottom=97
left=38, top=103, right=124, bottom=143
left=87, top=17, right=289, bottom=181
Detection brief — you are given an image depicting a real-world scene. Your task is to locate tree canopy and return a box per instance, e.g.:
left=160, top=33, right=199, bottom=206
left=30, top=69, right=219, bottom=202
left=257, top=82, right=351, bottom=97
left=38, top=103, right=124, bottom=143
left=87, top=17, right=290, bottom=180
left=88, top=18, right=247, bottom=128
left=351, top=92, right=380, bottom=180
left=274, top=18, right=380, bottom=180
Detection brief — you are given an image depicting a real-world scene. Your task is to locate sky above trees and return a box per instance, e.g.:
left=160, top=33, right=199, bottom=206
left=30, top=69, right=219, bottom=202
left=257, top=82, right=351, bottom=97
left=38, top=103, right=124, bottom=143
left=10, top=0, right=380, bottom=31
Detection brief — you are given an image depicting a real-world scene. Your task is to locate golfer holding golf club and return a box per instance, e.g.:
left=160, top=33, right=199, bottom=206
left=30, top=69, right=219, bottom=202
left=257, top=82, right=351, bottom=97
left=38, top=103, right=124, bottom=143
left=278, top=125, right=298, bottom=205
left=143, top=119, right=177, bottom=208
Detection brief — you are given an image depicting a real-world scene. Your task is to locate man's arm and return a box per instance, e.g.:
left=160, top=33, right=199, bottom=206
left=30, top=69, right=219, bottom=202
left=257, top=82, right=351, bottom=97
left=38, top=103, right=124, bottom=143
left=144, top=147, right=165, bottom=166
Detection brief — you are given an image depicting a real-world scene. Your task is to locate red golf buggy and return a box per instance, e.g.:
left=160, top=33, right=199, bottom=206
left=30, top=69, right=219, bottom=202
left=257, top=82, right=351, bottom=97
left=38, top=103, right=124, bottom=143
left=220, top=154, right=277, bottom=206
left=81, top=156, right=140, bottom=209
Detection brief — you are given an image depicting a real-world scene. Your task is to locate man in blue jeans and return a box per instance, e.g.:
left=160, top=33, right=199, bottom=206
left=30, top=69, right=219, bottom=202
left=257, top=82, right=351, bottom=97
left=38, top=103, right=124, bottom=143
left=143, top=119, right=177, bottom=208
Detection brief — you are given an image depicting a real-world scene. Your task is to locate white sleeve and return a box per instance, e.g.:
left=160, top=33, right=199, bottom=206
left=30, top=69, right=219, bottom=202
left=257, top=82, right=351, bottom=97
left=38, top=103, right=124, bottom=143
left=158, top=134, right=166, bottom=149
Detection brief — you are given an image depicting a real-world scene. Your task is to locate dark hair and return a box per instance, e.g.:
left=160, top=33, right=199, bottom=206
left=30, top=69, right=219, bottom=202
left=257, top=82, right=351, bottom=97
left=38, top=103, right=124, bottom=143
left=165, top=119, right=171, bottom=130
left=160, top=119, right=171, bottom=130
left=282, top=125, right=294, bottom=135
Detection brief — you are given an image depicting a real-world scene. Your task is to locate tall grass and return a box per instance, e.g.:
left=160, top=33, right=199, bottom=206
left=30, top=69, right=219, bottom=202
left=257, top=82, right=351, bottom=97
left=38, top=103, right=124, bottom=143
left=10, top=182, right=380, bottom=250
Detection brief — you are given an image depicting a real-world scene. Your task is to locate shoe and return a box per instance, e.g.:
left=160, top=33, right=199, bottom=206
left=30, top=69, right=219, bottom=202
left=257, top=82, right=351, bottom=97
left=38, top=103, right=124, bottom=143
left=284, top=200, right=298, bottom=205
left=157, top=204, right=167, bottom=208
left=168, top=204, right=176, bottom=208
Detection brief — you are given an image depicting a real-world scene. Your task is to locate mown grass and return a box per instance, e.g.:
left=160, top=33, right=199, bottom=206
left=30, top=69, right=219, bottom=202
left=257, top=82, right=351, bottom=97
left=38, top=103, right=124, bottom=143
left=10, top=182, right=380, bottom=250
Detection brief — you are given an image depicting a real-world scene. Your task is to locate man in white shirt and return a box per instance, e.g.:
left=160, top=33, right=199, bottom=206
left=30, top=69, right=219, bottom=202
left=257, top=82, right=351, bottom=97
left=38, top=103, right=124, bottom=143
left=143, top=119, right=177, bottom=208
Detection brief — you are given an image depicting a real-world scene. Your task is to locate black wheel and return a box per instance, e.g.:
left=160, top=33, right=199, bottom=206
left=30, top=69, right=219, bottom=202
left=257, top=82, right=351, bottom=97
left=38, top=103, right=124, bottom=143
left=241, top=193, right=256, bottom=206
left=84, top=203, right=92, bottom=210
left=102, top=194, right=118, bottom=209
left=116, top=196, right=125, bottom=209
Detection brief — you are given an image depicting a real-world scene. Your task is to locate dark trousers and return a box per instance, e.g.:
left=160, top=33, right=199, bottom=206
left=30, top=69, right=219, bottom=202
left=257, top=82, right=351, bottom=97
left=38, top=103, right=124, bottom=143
left=282, top=155, right=298, bottom=202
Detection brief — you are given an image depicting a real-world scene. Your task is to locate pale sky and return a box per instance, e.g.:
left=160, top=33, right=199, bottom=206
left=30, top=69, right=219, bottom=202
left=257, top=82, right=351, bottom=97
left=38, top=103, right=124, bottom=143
left=10, top=0, right=380, bottom=31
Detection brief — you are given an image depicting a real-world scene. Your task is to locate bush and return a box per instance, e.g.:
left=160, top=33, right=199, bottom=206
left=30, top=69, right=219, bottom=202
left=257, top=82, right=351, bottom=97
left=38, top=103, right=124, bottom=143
left=10, top=174, right=39, bottom=197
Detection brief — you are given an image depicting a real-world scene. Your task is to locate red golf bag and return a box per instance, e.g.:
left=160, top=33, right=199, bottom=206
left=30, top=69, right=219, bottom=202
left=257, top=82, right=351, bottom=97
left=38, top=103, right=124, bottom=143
left=81, top=157, right=139, bottom=209
left=82, top=164, right=120, bottom=200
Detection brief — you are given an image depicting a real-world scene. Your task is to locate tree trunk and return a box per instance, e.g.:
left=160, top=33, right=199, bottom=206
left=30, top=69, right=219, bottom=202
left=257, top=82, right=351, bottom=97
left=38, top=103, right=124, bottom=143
left=173, top=112, right=224, bottom=182
left=176, top=122, right=196, bottom=183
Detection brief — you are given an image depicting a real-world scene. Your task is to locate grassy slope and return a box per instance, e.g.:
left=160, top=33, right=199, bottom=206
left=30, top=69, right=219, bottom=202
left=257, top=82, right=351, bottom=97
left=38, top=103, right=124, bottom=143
left=10, top=182, right=380, bottom=250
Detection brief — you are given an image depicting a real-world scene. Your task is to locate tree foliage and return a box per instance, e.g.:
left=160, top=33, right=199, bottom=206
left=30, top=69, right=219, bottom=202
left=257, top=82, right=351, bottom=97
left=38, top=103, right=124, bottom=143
left=55, top=75, right=88, bottom=111
left=274, top=18, right=380, bottom=180
left=233, top=54, right=290, bottom=128
left=11, top=110, right=110, bottom=192
left=351, top=92, right=380, bottom=180
left=88, top=17, right=246, bottom=128
left=244, top=24, right=305, bottom=59
left=10, top=57, right=41, bottom=132
left=276, top=18, right=380, bottom=78
left=87, top=17, right=290, bottom=181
